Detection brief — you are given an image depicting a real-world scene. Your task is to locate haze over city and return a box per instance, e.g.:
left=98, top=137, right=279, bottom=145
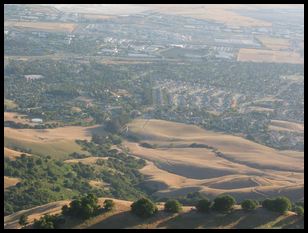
left=4, top=4, right=304, bottom=229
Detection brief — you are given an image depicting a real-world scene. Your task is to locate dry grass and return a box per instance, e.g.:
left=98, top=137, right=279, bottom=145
left=25, top=4, right=59, bottom=14
left=269, top=120, right=304, bottom=133
left=88, top=180, right=109, bottom=189
left=4, top=176, right=21, bottom=189
left=4, top=112, right=37, bottom=125
left=256, top=36, right=291, bottom=50
left=71, top=107, right=82, bottom=113
left=126, top=119, right=303, bottom=171
left=4, top=200, right=70, bottom=229
left=52, top=4, right=149, bottom=14
left=4, top=21, right=77, bottom=33
left=146, top=4, right=272, bottom=27
left=281, top=75, right=304, bottom=82
left=4, top=147, right=31, bottom=160
left=64, top=157, right=108, bottom=165
left=124, top=119, right=303, bottom=201
left=237, top=48, right=303, bottom=64
left=4, top=125, right=103, bottom=159
left=81, top=13, right=115, bottom=20
left=4, top=125, right=94, bottom=143
left=246, top=106, right=275, bottom=113
left=101, top=59, right=153, bottom=65
left=4, top=99, right=18, bottom=109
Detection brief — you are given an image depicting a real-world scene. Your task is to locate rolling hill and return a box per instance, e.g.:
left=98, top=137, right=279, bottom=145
left=3, top=125, right=103, bottom=159
left=123, top=119, right=304, bottom=201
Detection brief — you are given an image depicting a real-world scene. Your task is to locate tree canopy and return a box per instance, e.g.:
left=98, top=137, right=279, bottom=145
left=164, top=199, right=182, bottom=213
left=196, top=198, right=212, bottom=213
left=212, top=195, right=236, bottom=212
left=131, top=198, right=158, bottom=218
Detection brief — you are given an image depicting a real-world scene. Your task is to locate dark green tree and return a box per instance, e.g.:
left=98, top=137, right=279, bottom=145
left=103, top=199, right=115, bottom=211
left=131, top=198, right=158, bottom=218
left=241, top=199, right=258, bottom=211
left=164, top=199, right=182, bottom=213
left=294, top=206, right=304, bottom=216
left=196, top=198, right=211, bottom=213
left=105, top=119, right=121, bottom=133
left=262, top=198, right=274, bottom=210
left=32, top=214, right=58, bottom=229
left=61, top=204, right=70, bottom=216
left=212, top=194, right=236, bottom=212
left=274, top=196, right=292, bottom=213
left=19, top=214, right=29, bottom=226
left=262, top=196, right=292, bottom=214
left=61, top=193, right=100, bottom=219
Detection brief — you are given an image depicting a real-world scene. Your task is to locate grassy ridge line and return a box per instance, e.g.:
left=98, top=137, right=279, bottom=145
left=4, top=198, right=303, bottom=229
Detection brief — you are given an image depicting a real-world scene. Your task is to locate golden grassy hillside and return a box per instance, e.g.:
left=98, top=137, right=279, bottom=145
left=4, top=176, right=21, bottom=190
left=4, top=147, right=31, bottom=160
left=3, top=125, right=103, bottom=159
left=124, top=119, right=304, bottom=201
left=4, top=112, right=35, bottom=125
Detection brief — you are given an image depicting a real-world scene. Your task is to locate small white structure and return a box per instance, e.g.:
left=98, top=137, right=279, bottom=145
left=24, top=75, right=44, bottom=81
left=31, top=118, right=43, bottom=123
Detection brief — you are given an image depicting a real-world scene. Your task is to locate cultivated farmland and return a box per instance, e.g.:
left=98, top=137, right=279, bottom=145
left=256, top=36, right=291, bottom=50
left=237, top=48, right=303, bottom=64
left=4, top=21, right=77, bottom=33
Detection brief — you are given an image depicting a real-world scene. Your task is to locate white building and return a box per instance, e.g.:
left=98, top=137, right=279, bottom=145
left=31, top=118, right=43, bottom=123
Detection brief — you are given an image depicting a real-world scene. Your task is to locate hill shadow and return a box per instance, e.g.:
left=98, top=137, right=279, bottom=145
left=87, top=210, right=175, bottom=229
left=230, top=209, right=304, bottom=229
left=84, top=125, right=106, bottom=137
left=231, top=209, right=280, bottom=229
left=157, top=210, right=246, bottom=229
left=274, top=215, right=303, bottom=229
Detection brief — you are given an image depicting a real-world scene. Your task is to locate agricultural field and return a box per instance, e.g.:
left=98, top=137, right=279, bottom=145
left=101, top=59, right=154, bottom=65
left=124, top=119, right=304, bottom=201
left=50, top=4, right=149, bottom=15
left=81, top=13, right=115, bottom=20
left=4, top=21, right=77, bottom=33
left=281, top=75, right=304, bottom=82
left=144, top=4, right=272, bottom=27
left=268, top=120, right=304, bottom=134
left=237, top=48, right=303, bottom=64
left=256, top=36, right=291, bottom=50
